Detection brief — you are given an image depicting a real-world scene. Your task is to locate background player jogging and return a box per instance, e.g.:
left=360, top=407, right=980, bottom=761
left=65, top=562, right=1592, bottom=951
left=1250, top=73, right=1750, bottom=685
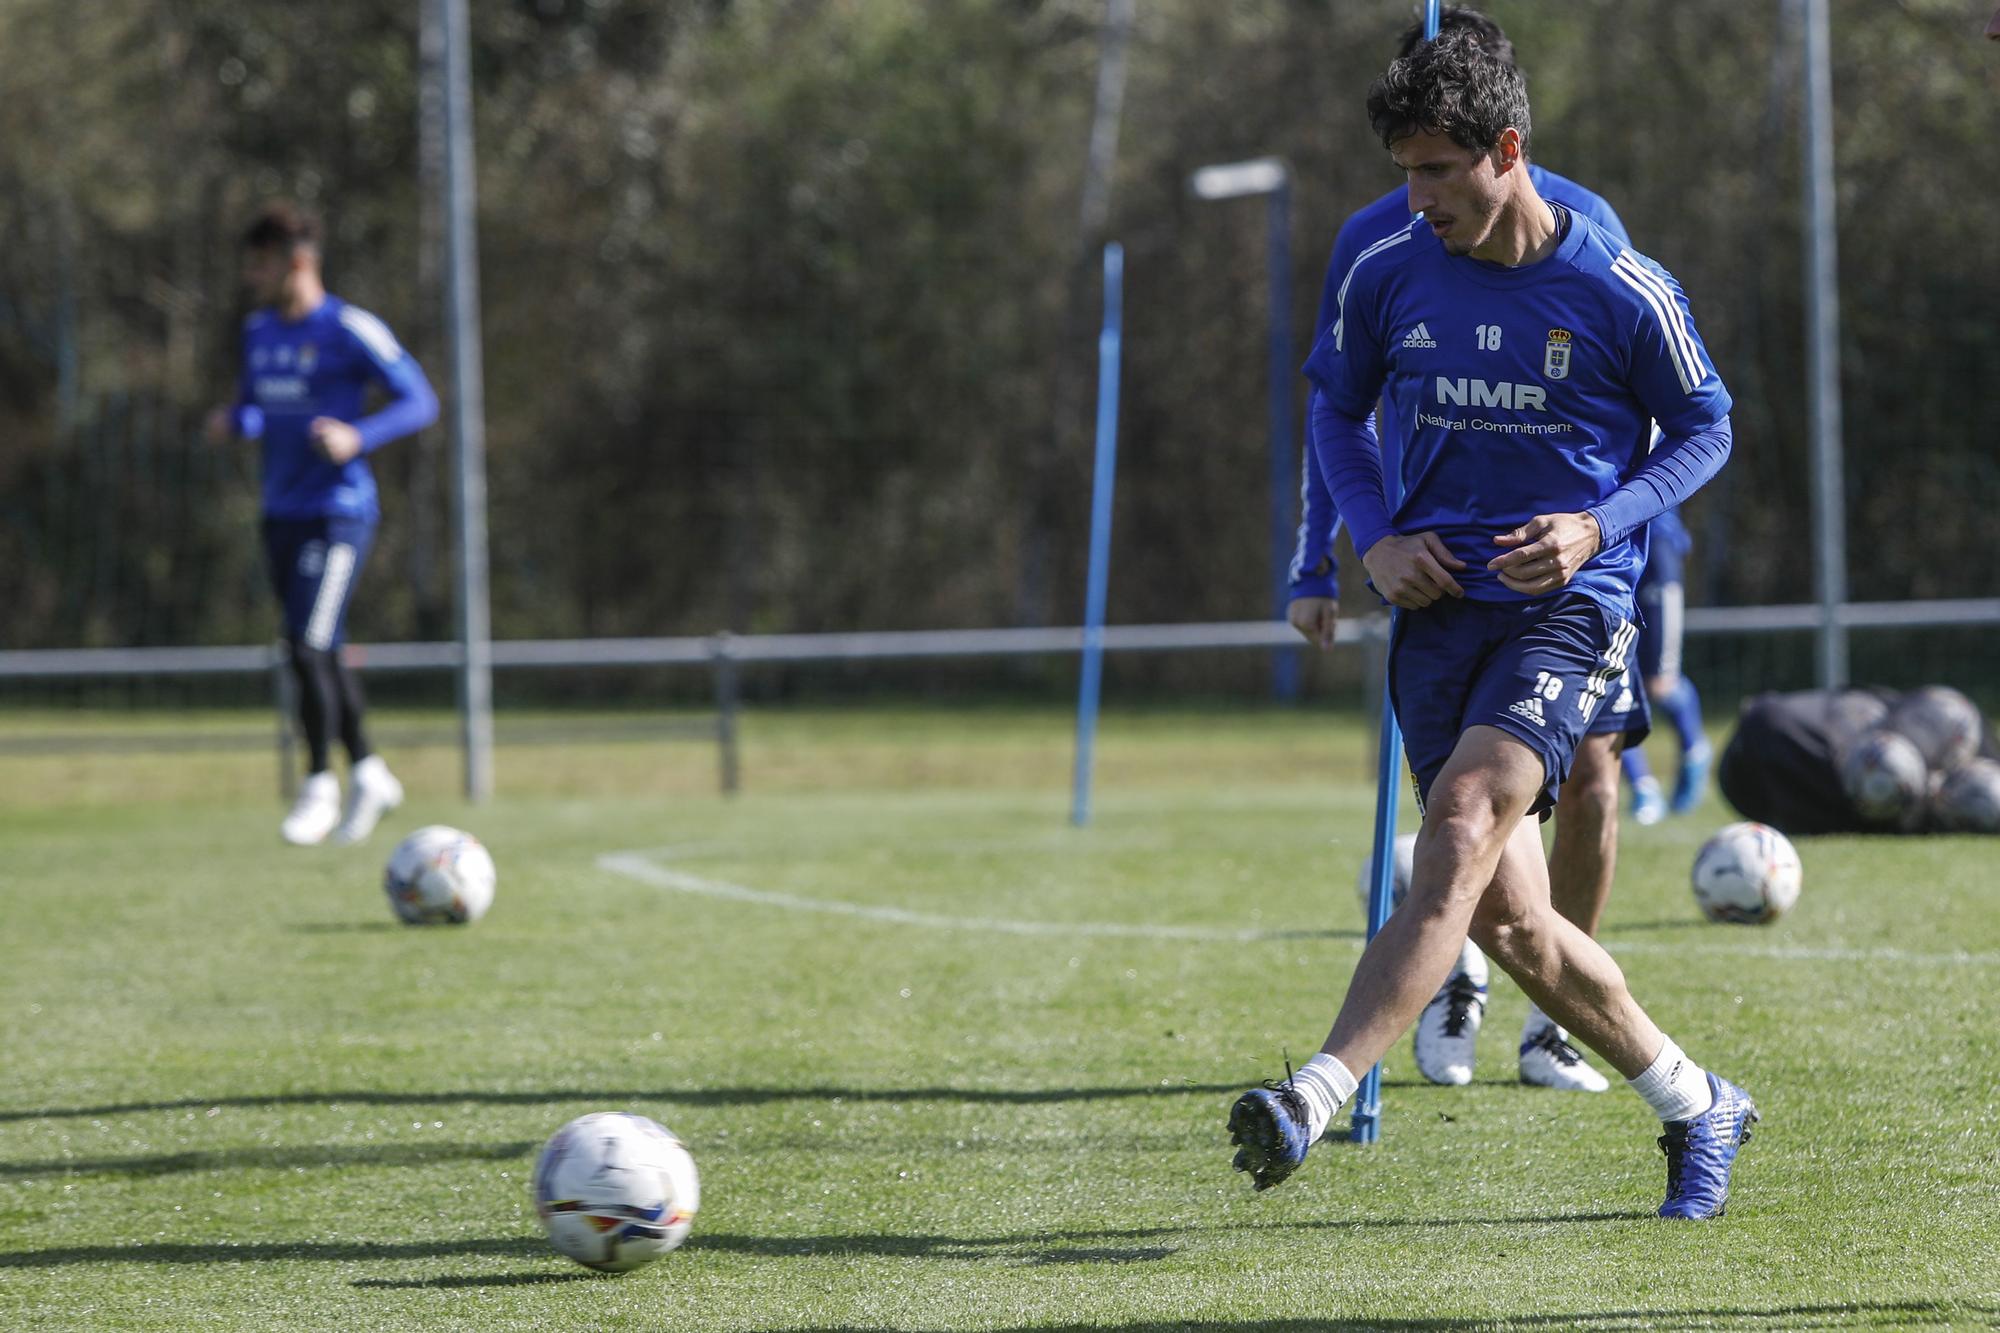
left=1228, top=29, right=1759, bottom=1220
left=206, top=202, right=438, bottom=847
left=1621, top=502, right=1713, bottom=824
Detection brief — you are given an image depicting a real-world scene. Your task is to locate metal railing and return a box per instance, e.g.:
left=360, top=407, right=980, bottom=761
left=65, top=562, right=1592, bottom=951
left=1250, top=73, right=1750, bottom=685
left=4, top=598, right=1998, bottom=793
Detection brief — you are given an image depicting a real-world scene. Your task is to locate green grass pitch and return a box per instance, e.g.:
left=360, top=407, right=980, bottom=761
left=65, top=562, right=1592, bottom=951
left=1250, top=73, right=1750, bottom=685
left=2, top=706, right=1996, bottom=1330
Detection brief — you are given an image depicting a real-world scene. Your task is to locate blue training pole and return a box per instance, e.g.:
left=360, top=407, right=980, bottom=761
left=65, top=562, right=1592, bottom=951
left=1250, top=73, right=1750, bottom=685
left=1349, top=0, right=1437, bottom=1146
left=1071, top=242, right=1124, bottom=827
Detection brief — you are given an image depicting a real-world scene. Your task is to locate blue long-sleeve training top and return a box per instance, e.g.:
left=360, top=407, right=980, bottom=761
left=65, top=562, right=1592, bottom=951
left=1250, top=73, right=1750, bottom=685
left=233, top=295, right=438, bottom=522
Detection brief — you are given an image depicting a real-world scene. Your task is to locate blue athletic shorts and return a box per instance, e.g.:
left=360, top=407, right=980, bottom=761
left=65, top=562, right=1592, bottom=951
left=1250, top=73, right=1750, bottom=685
left=1587, top=651, right=1652, bottom=742
left=1389, top=591, right=1640, bottom=817
left=262, top=515, right=376, bottom=650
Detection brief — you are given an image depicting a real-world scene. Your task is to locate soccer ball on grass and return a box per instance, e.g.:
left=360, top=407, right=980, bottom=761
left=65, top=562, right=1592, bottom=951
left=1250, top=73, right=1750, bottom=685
left=1929, top=757, right=2000, bottom=833
left=1886, top=685, right=1982, bottom=772
left=1690, top=821, right=1801, bottom=925
left=532, top=1112, right=700, bottom=1272
left=1838, top=729, right=1929, bottom=830
left=383, top=825, right=496, bottom=925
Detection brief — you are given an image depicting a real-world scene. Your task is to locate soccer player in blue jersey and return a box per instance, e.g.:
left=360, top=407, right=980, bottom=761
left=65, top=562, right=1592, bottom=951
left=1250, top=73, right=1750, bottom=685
left=1232, top=31, right=1758, bottom=1219
left=205, top=203, right=438, bottom=846
left=1290, top=7, right=1643, bottom=1096
left=1620, top=504, right=1712, bottom=823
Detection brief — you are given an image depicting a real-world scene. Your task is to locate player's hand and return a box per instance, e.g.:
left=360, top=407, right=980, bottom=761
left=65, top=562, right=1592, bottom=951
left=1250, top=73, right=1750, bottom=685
left=1287, top=597, right=1339, bottom=649
left=203, top=406, right=234, bottom=444
left=1361, top=532, right=1466, bottom=609
left=309, top=417, right=363, bottom=464
left=1488, top=511, right=1601, bottom=595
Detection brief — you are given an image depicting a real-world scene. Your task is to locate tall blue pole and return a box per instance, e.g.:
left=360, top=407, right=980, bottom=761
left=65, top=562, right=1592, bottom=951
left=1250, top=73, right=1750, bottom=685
left=1350, top=0, right=1437, bottom=1146
left=1071, top=242, right=1124, bottom=828
left=1266, top=181, right=1299, bottom=702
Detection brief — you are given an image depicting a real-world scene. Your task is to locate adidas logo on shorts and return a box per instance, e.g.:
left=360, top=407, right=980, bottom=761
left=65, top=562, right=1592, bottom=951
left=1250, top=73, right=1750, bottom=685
left=1507, top=696, right=1548, bottom=728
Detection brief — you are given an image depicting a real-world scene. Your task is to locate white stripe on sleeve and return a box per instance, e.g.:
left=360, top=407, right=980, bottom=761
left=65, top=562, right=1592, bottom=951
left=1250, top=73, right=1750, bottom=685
left=1611, top=252, right=1706, bottom=395
left=338, top=305, right=406, bottom=366
left=1333, top=225, right=1413, bottom=352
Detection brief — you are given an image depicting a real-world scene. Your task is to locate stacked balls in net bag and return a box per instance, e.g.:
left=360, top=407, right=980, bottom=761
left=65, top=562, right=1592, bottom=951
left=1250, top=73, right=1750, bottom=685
left=1840, top=686, right=2000, bottom=834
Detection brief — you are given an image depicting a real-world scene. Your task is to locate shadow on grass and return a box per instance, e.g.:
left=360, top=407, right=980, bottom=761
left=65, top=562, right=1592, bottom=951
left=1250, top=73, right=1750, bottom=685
left=288, top=922, right=402, bottom=934
left=352, top=1271, right=598, bottom=1290
left=0, top=1083, right=1249, bottom=1124
left=0, top=1213, right=1646, bottom=1270
left=0, top=1139, right=537, bottom=1180
left=0, top=1237, right=548, bottom=1268
left=687, top=1212, right=1646, bottom=1263
left=803, top=1307, right=1980, bottom=1332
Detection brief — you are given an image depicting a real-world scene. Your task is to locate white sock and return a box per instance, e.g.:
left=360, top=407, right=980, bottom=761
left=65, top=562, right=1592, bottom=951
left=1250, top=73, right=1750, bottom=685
left=1454, top=937, right=1489, bottom=988
left=1627, top=1036, right=1714, bottom=1122
left=1521, top=1001, right=1560, bottom=1041
left=1290, top=1053, right=1358, bottom=1142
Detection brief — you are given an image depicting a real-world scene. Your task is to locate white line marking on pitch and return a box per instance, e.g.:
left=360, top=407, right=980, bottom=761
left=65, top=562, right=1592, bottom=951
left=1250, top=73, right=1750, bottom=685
left=596, top=847, right=2000, bottom=965
left=595, top=849, right=1323, bottom=942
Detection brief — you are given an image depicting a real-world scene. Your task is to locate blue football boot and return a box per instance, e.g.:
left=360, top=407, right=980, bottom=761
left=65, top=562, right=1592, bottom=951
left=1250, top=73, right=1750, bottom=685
left=1228, top=1078, right=1313, bottom=1192
left=1657, top=1072, right=1759, bottom=1219
left=1671, top=740, right=1713, bottom=816
left=1631, top=776, right=1668, bottom=826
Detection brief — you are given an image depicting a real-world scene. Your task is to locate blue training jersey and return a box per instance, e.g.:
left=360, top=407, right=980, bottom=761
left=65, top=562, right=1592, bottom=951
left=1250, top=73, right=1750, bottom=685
left=1304, top=205, right=1731, bottom=615
left=233, top=295, right=438, bottom=521
left=1289, top=166, right=1629, bottom=600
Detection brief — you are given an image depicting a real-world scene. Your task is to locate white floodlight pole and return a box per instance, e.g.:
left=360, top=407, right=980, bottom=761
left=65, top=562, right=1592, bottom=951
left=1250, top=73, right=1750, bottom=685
left=439, top=0, right=495, bottom=799
left=1801, top=0, right=1848, bottom=687
left=1189, top=156, right=1299, bottom=701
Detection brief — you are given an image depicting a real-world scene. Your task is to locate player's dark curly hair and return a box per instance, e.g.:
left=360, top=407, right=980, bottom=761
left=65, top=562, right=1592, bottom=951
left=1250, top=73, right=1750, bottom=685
left=1367, top=26, right=1532, bottom=156
left=242, top=201, right=321, bottom=253
left=1395, top=5, right=1514, bottom=65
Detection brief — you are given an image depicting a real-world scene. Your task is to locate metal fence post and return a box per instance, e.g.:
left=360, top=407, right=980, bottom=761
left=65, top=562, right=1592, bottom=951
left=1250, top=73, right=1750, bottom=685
left=711, top=632, right=740, bottom=796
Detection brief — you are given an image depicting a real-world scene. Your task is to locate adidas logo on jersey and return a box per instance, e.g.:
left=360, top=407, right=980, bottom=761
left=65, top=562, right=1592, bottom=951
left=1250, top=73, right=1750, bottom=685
left=1507, top=696, right=1548, bottom=728
left=1402, top=322, right=1437, bottom=349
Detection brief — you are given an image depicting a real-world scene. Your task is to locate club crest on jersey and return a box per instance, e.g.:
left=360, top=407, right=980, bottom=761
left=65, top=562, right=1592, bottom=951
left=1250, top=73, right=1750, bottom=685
left=1543, top=328, right=1573, bottom=381
left=297, top=343, right=318, bottom=374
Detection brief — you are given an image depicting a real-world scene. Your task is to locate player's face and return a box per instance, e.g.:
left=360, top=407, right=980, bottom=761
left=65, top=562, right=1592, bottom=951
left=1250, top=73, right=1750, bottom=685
left=240, top=246, right=292, bottom=307
left=1391, top=130, right=1507, bottom=257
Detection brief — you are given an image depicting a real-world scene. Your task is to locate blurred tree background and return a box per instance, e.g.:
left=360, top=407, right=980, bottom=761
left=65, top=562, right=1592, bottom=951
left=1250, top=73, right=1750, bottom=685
left=2, top=0, right=1995, bottom=696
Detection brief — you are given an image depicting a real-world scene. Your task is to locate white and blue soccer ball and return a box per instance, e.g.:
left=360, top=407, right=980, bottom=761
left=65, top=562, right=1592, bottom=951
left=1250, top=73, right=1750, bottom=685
left=532, top=1112, right=700, bottom=1272
left=1839, top=729, right=1929, bottom=830
left=1887, top=685, right=1982, bottom=773
left=1354, top=832, right=1417, bottom=920
left=1929, top=758, right=2000, bottom=834
left=383, top=825, right=496, bottom=925
left=1691, top=821, right=1801, bottom=925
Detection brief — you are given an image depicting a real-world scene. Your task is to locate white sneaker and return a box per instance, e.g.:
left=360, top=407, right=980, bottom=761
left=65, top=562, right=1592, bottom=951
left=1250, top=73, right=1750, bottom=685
left=281, top=772, right=343, bottom=846
left=1413, top=943, right=1489, bottom=1086
left=331, top=755, right=404, bottom=846
left=1518, top=1024, right=1611, bottom=1092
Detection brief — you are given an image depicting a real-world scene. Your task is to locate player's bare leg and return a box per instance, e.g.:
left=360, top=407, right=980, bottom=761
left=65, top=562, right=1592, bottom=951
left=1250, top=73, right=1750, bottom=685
left=1520, top=732, right=1620, bottom=1090
left=1230, top=730, right=1757, bottom=1215
left=1468, top=815, right=1762, bottom=1217
left=1229, top=725, right=1538, bottom=1189
left=1549, top=733, right=1620, bottom=936
left=1472, top=814, right=1660, bottom=1076
left=1320, top=726, right=1543, bottom=1078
